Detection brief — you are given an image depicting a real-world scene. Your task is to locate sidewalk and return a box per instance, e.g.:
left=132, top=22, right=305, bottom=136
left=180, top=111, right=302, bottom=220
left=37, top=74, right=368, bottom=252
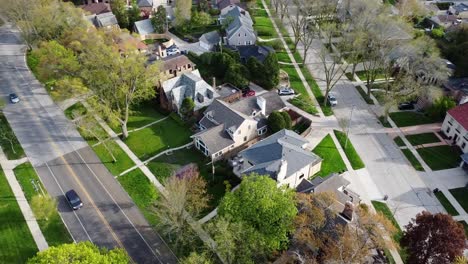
left=0, top=149, right=48, bottom=251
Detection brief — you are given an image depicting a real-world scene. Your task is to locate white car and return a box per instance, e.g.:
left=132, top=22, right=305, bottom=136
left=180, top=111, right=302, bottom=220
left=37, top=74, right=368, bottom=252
left=278, top=87, right=295, bottom=96
left=327, top=93, right=337, bottom=106
left=9, top=93, right=19, bottom=104
left=166, top=48, right=180, bottom=56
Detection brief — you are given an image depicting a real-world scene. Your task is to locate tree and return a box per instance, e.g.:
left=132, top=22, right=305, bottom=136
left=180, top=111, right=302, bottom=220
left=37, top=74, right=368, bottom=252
left=180, top=97, right=195, bottom=118
left=181, top=252, right=214, bottom=264
left=0, top=99, right=19, bottom=155
left=287, top=0, right=307, bottom=52
left=27, top=241, right=129, bottom=263
left=277, top=0, right=291, bottom=22
left=442, top=24, right=468, bottom=77
left=426, top=96, right=456, bottom=120
left=111, top=0, right=129, bottom=29
left=153, top=173, right=211, bottom=248
left=280, top=111, right=292, bottom=129
left=175, top=0, right=192, bottom=26
left=268, top=111, right=286, bottom=133
left=401, top=211, right=467, bottom=264
left=127, top=4, right=141, bottom=31
left=31, top=41, right=80, bottom=81
left=151, top=5, right=167, bottom=33
left=30, top=194, right=56, bottom=222
left=263, top=53, right=280, bottom=89
left=218, top=174, right=297, bottom=252
left=431, top=28, right=444, bottom=39
left=79, top=39, right=159, bottom=139
left=191, top=11, right=212, bottom=28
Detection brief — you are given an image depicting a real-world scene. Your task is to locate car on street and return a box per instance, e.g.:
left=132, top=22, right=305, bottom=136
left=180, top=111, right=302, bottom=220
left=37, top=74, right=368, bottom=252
left=65, top=189, right=83, bottom=210
left=242, top=89, right=255, bottom=97
left=398, top=102, right=415, bottom=110
left=327, top=93, right=337, bottom=106
left=278, top=87, right=295, bottom=96
left=9, top=93, right=19, bottom=104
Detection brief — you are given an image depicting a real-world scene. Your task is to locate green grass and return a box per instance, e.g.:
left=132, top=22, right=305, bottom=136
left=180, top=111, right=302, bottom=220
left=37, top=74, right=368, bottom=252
left=434, top=191, right=459, bottom=216
left=312, top=134, right=347, bottom=177
left=0, top=113, right=25, bottom=160
left=417, top=145, right=462, bottom=171
left=0, top=166, right=38, bottom=263
left=394, top=136, right=406, bottom=147
left=378, top=116, right=392, bottom=128
left=389, top=112, right=438, bottom=127
left=111, top=102, right=166, bottom=133
left=333, top=130, right=365, bottom=170
left=281, top=65, right=317, bottom=115
left=92, top=140, right=135, bottom=176
left=300, top=66, right=333, bottom=116
left=383, top=0, right=396, bottom=5
left=118, top=169, right=159, bottom=226
left=371, top=90, right=387, bottom=105
left=449, top=187, right=468, bottom=214
left=276, top=51, right=291, bottom=63
left=14, top=163, right=73, bottom=246
left=355, top=85, right=374, bottom=105
left=405, top=133, right=440, bottom=146
left=371, top=201, right=404, bottom=255
left=152, top=147, right=240, bottom=210
left=124, top=117, right=191, bottom=160
left=401, top=149, right=424, bottom=171
left=356, top=70, right=386, bottom=81
left=64, top=102, right=87, bottom=120
left=345, top=72, right=355, bottom=81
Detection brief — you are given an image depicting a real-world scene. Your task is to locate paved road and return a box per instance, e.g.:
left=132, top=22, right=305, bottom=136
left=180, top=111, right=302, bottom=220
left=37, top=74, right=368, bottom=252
left=0, top=21, right=178, bottom=263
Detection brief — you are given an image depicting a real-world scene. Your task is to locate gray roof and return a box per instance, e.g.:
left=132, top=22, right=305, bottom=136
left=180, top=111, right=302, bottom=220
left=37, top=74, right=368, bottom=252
left=216, top=83, right=240, bottom=98
left=452, top=3, right=468, bottom=13
left=200, top=31, right=221, bottom=45
left=462, top=153, right=468, bottom=163
left=202, top=99, right=247, bottom=132
left=134, top=19, right=155, bottom=35
left=193, top=124, right=235, bottom=153
left=229, top=91, right=285, bottom=116
left=95, top=12, right=118, bottom=27
left=231, top=45, right=274, bottom=63
left=217, top=0, right=240, bottom=11
left=240, top=129, right=322, bottom=179
left=220, top=6, right=255, bottom=41
left=137, top=0, right=153, bottom=7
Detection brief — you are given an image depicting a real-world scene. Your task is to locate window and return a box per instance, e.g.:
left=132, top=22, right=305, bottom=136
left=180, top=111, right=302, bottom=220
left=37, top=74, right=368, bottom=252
left=446, top=127, right=451, bottom=133
left=462, top=142, right=466, bottom=149
left=169, top=69, right=173, bottom=74
left=299, top=174, right=305, bottom=179
left=238, top=33, right=241, bottom=37
left=244, top=136, right=247, bottom=142
left=258, top=127, right=267, bottom=135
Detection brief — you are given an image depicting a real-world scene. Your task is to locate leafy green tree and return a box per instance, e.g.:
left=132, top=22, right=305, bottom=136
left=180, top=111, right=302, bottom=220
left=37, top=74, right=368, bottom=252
left=30, top=194, right=56, bottom=222
left=175, top=0, right=192, bottom=26
left=151, top=5, right=167, bottom=33
left=27, top=241, right=129, bottom=263
left=267, top=111, right=290, bottom=133
left=427, top=96, right=456, bottom=120
left=431, top=28, right=444, bottom=39
left=191, top=11, right=212, bottom=28
left=218, top=174, right=297, bottom=253
left=181, top=252, right=213, bottom=264
left=225, top=64, right=249, bottom=88
left=442, top=24, right=468, bottom=77
left=31, top=41, right=80, bottom=82
left=262, top=52, right=280, bottom=89
left=180, top=97, right=195, bottom=118
left=280, top=111, right=292, bottom=129
left=128, top=4, right=141, bottom=31
left=111, top=0, right=129, bottom=29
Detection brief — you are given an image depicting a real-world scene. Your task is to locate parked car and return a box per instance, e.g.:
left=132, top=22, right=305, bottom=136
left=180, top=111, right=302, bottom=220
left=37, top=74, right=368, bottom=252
left=278, top=87, right=295, bottom=96
left=242, top=89, right=255, bottom=97
left=327, top=93, right=337, bottom=106
left=398, top=102, right=415, bottom=110
left=65, top=189, right=83, bottom=210
left=166, top=48, right=180, bottom=56
left=9, top=93, right=19, bottom=104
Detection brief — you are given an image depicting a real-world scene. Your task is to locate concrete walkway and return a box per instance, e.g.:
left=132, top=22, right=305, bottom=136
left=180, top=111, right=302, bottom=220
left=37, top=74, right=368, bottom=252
left=0, top=149, right=48, bottom=251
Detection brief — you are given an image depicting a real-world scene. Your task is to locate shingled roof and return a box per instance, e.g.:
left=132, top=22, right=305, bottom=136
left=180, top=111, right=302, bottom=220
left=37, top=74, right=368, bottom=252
left=448, top=103, right=468, bottom=130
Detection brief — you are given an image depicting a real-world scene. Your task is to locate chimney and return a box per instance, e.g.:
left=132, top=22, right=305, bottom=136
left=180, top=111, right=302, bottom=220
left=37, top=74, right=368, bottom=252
left=276, top=159, right=288, bottom=183
left=256, top=96, right=266, bottom=115
left=341, top=201, right=354, bottom=221
left=212, top=77, right=216, bottom=90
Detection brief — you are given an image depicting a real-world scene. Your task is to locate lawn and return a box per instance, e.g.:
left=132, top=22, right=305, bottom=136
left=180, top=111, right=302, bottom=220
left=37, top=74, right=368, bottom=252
left=64, top=102, right=87, bottom=120
left=300, top=66, right=333, bottom=116
left=371, top=90, right=387, bottom=105
left=434, top=191, right=459, bottom=216
left=117, top=169, right=159, bottom=226
left=124, top=117, right=192, bottom=160
left=393, top=136, right=405, bottom=147
left=276, top=51, right=291, bottom=63
left=355, top=85, right=374, bottom=105
left=0, top=166, right=38, bottom=263
left=401, top=149, right=424, bottom=171
left=111, top=101, right=166, bottom=133
left=92, top=140, right=135, bottom=176
left=312, top=134, right=347, bottom=177
left=405, top=133, right=440, bottom=146
left=151, top=146, right=241, bottom=211
left=333, top=130, right=365, bottom=170
left=281, top=65, right=318, bottom=115
left=0, top=113, right=25, bottom=160
left=417, top=145, right=462, bottom=171
left=449, top=187, right=468, bottom=214
left=253, top=15, right=277, bottom=38
left=356, top=70, right=386, bottom=81
left=389, top=112, right=438, bottom=127
left=378, top=116, right=392, bottom=128
left=14, top=163, right=73, bottom=246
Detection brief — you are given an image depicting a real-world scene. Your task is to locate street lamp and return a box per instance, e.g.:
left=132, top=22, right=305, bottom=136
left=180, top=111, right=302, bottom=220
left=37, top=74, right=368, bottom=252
left=344, top=105, right=355, bottom=149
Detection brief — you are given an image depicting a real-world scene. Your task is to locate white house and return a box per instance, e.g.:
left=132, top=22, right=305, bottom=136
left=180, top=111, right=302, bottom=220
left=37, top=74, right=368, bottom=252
left=442, top=103, right=468, bottom=153
left=232, top=129, right=322, bottom=188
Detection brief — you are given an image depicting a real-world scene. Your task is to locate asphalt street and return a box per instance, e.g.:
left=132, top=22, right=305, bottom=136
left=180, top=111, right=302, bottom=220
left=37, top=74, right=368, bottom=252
left=0, top=21, right=177, bottom=263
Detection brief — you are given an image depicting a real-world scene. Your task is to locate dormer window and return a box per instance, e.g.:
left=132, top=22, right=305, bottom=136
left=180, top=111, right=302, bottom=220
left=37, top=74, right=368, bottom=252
left=197, top=93, right=204, bottom=103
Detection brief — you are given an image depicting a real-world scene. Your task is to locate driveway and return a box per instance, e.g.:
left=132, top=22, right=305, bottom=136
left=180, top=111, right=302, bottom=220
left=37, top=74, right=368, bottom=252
left=0, top=21, right=177, bottom=263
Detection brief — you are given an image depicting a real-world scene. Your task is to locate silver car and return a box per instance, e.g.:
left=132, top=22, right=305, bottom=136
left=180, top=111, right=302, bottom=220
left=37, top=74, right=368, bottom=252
left=278, top=87, right=295, bottom=96
left=327, top=93, right=337, bottom=106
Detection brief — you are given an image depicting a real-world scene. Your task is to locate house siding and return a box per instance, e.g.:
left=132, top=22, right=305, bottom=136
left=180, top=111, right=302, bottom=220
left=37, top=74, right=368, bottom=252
left=227, top=28, right=255, bottom=46
left=277, top=162, right=322, bottom=189
left=442, top=113, right=468, bottom=153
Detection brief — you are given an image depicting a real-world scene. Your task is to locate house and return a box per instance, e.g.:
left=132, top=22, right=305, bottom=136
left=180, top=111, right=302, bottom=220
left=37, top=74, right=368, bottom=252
left=81, top=2, right=111, bottom=15
left=449, top=3, right=468, bottom=19
left=427, top=14, right=461, bottom=29
left=114, top=32, right=148, bottom=53
left=134, top=19, right=155, bottom=40
left=228, top=45, right=274, bottom=63
left=215, top=83, right=242, bottom=103
left=231, top=129, right=322, bottom=188
left=441, top=102, right=468, bottom=155
left=217, top=0, right=243, bottom=11
left=137, top=0, right=155, bottom=14
left=192, top=90, right=286, bottom=160
left=161, top=70, right=219, bottom=114
left=86, top=12, right=119, bottom=30
left=199, top=31, right=221, bottom=51
left=443, top=78, right=468, bottom=105
left=219, top=5, right=256, bottom=46
left=160, top=55, right=196, bottom=81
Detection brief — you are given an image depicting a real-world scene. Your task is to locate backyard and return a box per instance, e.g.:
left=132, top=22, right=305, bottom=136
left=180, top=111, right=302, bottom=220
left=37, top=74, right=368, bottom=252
left=14, top=163, right=73, bottom=246
left=109, top=101, right=166, bottom=134
left=0, top=167, right=38, bottom=263
left=417, top=145, right=462, bottom=171
left=312, top=134, right=347, bottom=177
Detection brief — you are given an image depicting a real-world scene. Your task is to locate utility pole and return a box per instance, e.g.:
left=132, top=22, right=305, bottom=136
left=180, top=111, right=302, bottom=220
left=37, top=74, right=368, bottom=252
left=344, top=105, right=355, bottom=149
